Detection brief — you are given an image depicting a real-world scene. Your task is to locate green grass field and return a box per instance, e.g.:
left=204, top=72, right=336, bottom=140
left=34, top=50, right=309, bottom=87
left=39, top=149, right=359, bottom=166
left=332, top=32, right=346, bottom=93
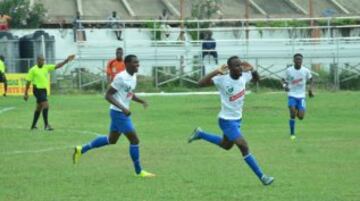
left=0, top=91, right=359, bottom=201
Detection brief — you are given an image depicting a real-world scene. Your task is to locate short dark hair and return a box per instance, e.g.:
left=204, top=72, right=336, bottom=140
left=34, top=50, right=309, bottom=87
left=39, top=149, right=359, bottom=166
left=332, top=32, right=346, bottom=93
left=293, top=53, right=303, bottom=58
left=116, top=47, right=123, bottom=51
left=227, top=55, right=239, bottom=66
left=124, top=54, right=137, bottom=63
left=0, top=55, right=4, bottom=61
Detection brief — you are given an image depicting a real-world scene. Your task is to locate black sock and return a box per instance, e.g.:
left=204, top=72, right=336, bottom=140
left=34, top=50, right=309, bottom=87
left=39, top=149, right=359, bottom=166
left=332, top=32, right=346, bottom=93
left=42, top=108, right=49, bottom=127
left=32, top=111, right=41, bottom=128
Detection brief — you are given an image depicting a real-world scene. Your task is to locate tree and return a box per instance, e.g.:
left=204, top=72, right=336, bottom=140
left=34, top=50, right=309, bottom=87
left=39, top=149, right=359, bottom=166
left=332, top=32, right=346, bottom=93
left=0, top=0, right=46, bottom=28
left=191, top=0, right=223, bottom=19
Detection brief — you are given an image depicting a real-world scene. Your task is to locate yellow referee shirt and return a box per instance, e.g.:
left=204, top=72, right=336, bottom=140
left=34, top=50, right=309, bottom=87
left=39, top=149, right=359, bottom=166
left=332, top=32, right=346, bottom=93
left=26, top=64, right=56, bottom=89
left=0, top=60, right=5, bottom=73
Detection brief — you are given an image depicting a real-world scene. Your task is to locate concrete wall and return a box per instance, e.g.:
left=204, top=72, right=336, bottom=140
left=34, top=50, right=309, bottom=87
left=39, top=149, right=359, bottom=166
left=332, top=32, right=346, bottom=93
left=6, top=26, right=360, bottom=76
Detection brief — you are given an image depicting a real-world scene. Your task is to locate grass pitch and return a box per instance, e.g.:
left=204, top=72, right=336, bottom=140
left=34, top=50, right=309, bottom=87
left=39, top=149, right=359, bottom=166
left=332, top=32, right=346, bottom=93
left=0, top=91, right=359, bottom=201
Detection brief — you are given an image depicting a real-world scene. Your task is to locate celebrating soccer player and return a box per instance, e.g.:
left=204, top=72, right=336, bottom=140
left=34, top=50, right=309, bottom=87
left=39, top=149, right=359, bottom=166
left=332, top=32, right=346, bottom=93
left=188, top=56, right=274, bottom=185
left=24, top=54, right=76, bottom=130
left=282, top=53, right=314, bottom=140
left=73, top=55, right=155, bottom=178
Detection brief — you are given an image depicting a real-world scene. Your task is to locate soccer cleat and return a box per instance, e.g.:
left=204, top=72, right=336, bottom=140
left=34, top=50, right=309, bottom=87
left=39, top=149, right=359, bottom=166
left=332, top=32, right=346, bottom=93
left=188, top=127, right=202, bottom=143
left=44, top=125, right=54, bottom=131
left=261, top=175, right=275, bottom=186
left=30, top=126, right=38, bottom=130
left=73, top=146, right=82, bottom=164
left=290, top=135, right=296, bottom=141
left=136, top=170, right=156, bottom=178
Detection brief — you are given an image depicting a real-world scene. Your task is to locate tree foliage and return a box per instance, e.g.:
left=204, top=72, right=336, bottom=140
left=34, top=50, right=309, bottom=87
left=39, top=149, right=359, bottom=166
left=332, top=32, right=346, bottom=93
left=0, top=0, right=46, bottom=28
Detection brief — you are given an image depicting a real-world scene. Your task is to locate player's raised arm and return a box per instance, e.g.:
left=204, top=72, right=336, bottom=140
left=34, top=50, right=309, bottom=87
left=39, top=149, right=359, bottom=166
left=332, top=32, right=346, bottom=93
left=241, top=61, right=260, bottom=83
left=105, top=86, right=131, bottom=116
left=132, top=94, right=148, bottom=109
left=55, top=54, right=76, bottom=69
left=198, top=64, right=227, bottom=87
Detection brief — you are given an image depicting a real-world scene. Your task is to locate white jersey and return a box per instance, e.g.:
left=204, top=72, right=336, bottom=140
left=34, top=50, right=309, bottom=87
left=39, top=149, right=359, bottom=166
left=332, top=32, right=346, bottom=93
left=212, top=72, right=252, bottom=120
left=285, top=66, right=312, bottom=98
left=110, top=71, right=136, bottom=112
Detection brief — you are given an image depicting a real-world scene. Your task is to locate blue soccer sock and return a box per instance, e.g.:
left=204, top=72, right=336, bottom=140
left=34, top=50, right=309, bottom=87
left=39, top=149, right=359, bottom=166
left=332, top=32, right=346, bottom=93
left=289, top=119, right=295, bottom=135
left=81, top=135, right=109, bottom=154
left=198, top=130, right=222, bottom=146
left=244, top=153, right=264, bottom=180
left=129, top=144, right=142, bottom=174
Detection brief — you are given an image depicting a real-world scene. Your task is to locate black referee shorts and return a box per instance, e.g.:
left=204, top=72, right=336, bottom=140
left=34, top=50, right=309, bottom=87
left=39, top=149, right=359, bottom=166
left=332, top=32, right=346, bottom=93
left=33, top=87, right=48, bottom=103
left=0, top=72, right=6, bottom=83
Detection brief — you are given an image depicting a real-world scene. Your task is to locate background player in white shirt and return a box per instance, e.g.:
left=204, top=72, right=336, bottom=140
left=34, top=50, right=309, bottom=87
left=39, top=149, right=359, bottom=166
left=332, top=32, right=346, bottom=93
left=73, top=55, right=155, bottom=178
left=282, top=53, right=314, bottom=140
left=188, top=56, right=274, bottom=186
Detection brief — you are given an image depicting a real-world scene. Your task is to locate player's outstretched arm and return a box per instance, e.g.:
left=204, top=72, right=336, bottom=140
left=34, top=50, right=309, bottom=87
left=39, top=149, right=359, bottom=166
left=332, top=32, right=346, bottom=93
left=55, top=54, right=76, bottom=69
left=250, top=70, right=260, bottom=83
left=105, top=87, right=131, bottom=116
left=308, top=77, right=314, bottom=98
left=132, top=94, right=148, bottom=109
left=198, top=64, right=227, bottom=87
left=24, top=81, right=31, bottom=101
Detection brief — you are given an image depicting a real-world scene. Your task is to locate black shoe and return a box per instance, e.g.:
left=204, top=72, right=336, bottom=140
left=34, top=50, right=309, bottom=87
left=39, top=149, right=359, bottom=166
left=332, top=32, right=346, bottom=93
left=31, top=126, right=38, bottom=130
left=3, top=93, right=6, bottom=97
left=44, top=125, right=54, bottom=131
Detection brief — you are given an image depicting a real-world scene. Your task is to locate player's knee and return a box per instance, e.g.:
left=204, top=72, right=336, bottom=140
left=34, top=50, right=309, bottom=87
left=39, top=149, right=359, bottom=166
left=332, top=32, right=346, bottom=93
left=221, top=144, right=233, bottom=150
left=130, top=138, right=139, bottom=145
left=108, top=138, right=118, bottom=144
left=238, top=144, right=249, bottom=156
left=297, top=113, right=304, bottom=120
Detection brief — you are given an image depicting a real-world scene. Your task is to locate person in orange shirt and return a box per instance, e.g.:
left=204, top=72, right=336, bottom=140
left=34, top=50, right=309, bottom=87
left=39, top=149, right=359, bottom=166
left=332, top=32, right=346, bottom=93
left=106, top=47, right=125, bottom=82
left=0, top=12, right=11, bottom=31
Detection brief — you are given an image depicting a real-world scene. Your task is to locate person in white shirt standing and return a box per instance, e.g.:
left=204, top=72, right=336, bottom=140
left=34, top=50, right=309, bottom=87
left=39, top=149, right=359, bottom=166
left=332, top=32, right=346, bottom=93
left=73, top=55, right=155, bottom=178
left=188, top=56, right=274, bottom=186
left=282, top=53, right=314, bottom=140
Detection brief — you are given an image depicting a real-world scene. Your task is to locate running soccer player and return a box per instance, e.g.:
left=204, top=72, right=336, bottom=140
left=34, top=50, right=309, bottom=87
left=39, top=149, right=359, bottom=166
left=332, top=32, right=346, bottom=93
left=282, top=53, right=314, bottom=140
left=24, top=54, right=75, bottom=130
left=188, top=56, right=274, bottom=186
left=73, top=55, right=155, bottom=178
left=0, top=55, right=8, bottom=96
left=106, top=47, right=125, bottom=83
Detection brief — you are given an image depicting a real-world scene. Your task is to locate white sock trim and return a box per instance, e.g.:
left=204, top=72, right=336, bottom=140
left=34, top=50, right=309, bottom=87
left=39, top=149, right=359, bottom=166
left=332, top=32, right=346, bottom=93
left=243, top=153, right=252, bottom=159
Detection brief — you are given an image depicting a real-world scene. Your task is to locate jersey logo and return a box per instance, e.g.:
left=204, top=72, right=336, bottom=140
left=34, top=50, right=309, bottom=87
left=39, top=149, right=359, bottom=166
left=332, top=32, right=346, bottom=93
left=124, top=85, right=132, bottom=92
left=225, top=86, right=234, bottom=95
left=291, top=78, right=303, bottom=85
left=229, top=89, right=245, bottom=101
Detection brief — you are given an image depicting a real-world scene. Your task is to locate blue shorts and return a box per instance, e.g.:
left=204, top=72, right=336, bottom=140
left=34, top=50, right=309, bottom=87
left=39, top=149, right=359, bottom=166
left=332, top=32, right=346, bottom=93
left=109, top=109, right=135, bottom=134
left=218, top=118, right=242, bottom=141
left=288, top=96, right=306, bottom=111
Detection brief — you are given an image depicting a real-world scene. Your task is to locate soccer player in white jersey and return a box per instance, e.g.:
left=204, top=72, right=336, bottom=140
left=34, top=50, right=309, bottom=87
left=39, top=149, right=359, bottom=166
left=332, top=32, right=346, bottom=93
left=282, top=53, right=314, bottom=140
left=73, top=55, right=155, bottom=178
left=188, top=56, right=274, bottom=186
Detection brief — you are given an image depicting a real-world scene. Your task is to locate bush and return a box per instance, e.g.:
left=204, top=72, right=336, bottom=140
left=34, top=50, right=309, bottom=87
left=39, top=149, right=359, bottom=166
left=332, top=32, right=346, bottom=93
left=339, top=70, right=360, bottom=90
left=144, top=20, right=161, bottom=41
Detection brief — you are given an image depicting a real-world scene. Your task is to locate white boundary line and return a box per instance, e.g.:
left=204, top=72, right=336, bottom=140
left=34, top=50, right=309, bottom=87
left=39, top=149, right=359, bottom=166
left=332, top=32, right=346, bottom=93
left=0, top=129, right=104, bottom=155
left=0, top=107, right=15, bottom=114
left=136, top=91, right=251, bottom=97
left=2, top=146, right=73, bottom=155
